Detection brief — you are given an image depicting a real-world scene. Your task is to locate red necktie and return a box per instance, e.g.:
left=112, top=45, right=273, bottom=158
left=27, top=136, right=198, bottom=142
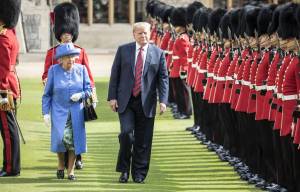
left=132, top=47, right=144, bottom=97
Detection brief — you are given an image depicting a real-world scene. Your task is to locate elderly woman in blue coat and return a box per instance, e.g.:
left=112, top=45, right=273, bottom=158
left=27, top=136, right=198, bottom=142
left=42, top=43, right=92, bottom=180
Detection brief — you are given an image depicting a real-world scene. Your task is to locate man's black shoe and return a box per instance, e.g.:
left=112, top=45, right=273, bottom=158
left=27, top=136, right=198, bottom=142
left=186, top=125, right=195, bottom=131
left=255, top=180, right=268, bottom=190
left=0, top=170, right=19, bottom=177
left=119, top=172, right=129, bottom=183
left=75, top=160, right=83, bottom=170
left=133, top=177, right=144, bottom=184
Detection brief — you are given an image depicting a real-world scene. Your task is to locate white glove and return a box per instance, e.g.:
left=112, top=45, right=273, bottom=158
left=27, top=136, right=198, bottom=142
left=0, top=98, right=8, bottom=104
left=43, top=114, right=51, bottom=127
left=93, top=102, right=97, bottom=109
left=70, top=93, right=82, bottom=102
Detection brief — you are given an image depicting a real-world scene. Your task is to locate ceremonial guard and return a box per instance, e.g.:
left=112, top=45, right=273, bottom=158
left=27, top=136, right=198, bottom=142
left=0, top=0, right=21, bottom=177
left=169, top=7, right=192, bottom=119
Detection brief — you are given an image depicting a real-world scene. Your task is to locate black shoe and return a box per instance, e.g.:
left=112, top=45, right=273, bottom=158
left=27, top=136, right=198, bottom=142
left=255, top=180, right=268, bottom=190
left=133, top=177, right=144, bottom=184
left=0, top=170, right=19, bottom=177
left=68, top=175, right=76, bottom=181
left=266, top=183, right=284, bottom=192
left=56, top=170, right=64, bottom=179
left=75, top=160, right=83, bottom=170
left=119, top=172, right=129, bottom=183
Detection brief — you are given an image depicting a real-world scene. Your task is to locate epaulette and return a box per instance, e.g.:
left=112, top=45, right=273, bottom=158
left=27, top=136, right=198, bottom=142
left=0, top=26, right=7, bottom=36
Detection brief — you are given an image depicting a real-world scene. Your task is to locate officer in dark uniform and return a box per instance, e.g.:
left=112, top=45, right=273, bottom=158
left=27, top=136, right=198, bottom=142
left=0, top=0, right=21, bottom=177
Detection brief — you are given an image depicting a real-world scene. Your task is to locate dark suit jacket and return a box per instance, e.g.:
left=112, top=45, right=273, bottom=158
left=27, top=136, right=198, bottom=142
left=108, top=42, right=169, bottom=118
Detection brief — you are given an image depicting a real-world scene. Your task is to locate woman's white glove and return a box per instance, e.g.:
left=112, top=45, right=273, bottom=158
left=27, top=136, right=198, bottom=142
left=43, top=114, right=51, bottom=127
left=70, top=93, right=82, bottom=102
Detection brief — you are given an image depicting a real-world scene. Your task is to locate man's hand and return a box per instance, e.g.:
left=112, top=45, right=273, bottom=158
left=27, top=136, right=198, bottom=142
left=42, top=78, right=47, bottom=86
left=43, top=114, right=51, bottom=127
left=109, top=99, right=118, bottom=112
left=159, top=103, right=167, bottom=115
left=0, top=98, right=9, bottom=111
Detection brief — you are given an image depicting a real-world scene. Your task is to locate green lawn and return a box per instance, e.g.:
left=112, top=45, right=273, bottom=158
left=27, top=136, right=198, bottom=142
left=0, top=78, right=260, bottom=192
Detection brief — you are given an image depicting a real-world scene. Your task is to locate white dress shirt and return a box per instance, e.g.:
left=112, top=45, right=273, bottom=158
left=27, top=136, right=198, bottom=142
left=134, top=42, right=149, bottom=76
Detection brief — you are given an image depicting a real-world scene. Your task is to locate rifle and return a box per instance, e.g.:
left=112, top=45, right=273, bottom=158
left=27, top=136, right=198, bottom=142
left=218, top=28, right=224, bottom=51
left=168, top=18, right=176, bottom=40
left=254, top=30, right=260, bottom=52
left=227, top=27, right=233, bottom=49
left=234, top=34, right=242, bottom=56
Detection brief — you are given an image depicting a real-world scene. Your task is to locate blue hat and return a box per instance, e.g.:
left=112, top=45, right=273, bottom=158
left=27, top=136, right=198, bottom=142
left=55, top=43, right=80, bottom=60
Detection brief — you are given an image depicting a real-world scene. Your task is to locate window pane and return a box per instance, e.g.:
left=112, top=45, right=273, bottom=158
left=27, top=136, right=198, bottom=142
left=115, top=0, right=129, bottom=23
left=72, top=0, right=108, bottom=23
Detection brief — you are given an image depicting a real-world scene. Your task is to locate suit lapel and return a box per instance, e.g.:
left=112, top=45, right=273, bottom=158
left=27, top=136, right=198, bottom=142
left=143, top=44, right=152, bottom=76
left=129, top=43, right=136, bottom=75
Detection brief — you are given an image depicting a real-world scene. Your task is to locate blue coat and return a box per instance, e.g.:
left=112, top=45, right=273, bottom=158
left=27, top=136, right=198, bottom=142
left=42, top=64, right=92, bottom=155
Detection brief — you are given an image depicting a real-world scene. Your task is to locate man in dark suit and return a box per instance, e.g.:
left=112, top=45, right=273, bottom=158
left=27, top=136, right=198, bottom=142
left=108, top=22, right=169, bottom=184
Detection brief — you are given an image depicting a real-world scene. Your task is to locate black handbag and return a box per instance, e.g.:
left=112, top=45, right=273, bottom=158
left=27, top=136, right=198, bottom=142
left=83, top=96, right=98, bottom=121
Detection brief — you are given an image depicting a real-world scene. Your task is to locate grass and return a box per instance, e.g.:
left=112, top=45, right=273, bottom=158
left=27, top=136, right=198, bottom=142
left=0, top=78, right=260, bottom=192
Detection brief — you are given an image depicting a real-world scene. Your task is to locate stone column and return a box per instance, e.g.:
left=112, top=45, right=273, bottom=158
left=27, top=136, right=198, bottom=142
left=108, top=0, right=114, bottom=25
left=129, top=0, right=135, bottom=25
left=88, top=0, right=93, bottom=25
left=227, top=0, right=233, bottom=9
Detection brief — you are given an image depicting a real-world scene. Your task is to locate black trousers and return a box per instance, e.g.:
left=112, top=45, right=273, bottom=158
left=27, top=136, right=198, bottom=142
left=0, top=110, right=20, bottom=174
left=191, top=88, right=200, bottom=126
left=171, top=77, right=192, bottom=116
left=116, top=95, right=155, bottom=180
left=168, top=77, right=175, bottom=104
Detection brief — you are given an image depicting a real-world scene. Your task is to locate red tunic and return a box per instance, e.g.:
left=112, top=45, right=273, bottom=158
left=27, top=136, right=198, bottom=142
left=247, top=53, right=259, bottom=114
left=42, top=44, right=95, bottom=87
left=193, top=48, right=207, bottom=93
left=222, top=50, right=239, bottom=103
left=160, top=31, right=171, bottom=51
left=0, top=29, right=20, bottom=99
left=235, top=53, right=253, bottom=112
left=150, top=26, right=157, bottom=44
left=166, top=39, right=175, bottom=70
left=213, top=50, right=231, bottom=103
left=273, top=54, right=292, bottom=129
left=203, top=47, right=219, bottom=100
left=262, top=51, right=280, bottom=120
left=169, top=33, right=190, bottom=78
left=230, top=49, right=249, bottom=109
left=187, top=45, right=200, bottom=87
left=209, top=53, right=223, bottom=103
left=280, top=56, right=299, bottom=136
left=255, top=51, right=270, bottom=120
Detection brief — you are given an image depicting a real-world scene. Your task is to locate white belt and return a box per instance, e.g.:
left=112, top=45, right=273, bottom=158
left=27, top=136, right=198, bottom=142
left=274, top=87, right=278, bottom=93
left=196, top=66, right=200, bottom=71
left=188, top=58, right=193, bottom=62
left=207, top=73, right=214, bottom=77
left=233, top=74, right=237, bottom=79
left=169, top=51, right=173, bottom=54
left=255, top=85, right=267, bottom=91
left=215, top=76, right=226, bottom=81
left=235, top=80, right=240, bottom=85
left=277, top=93, right=283, bottom=99
left=164, top=50, right=169, bottom=54
left=226, top=76, right=234, bottom=81
left=172, top=56, right=179, bottom=60
left=192, top=63, right=197, bottom=68
left=282, top=94, right=298, bottom=101
left=266, top=85, right=275, bottom=91
left=199, top=69, right=207, bottom=73
left=241, top=80, right=251, bottom=86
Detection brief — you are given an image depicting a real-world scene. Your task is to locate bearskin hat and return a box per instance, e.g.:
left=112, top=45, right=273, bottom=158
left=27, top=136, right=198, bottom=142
left=161, top=5, right=175, bottom=23
left=197, top=7, right=211, bottom=32
left=186, top=1, right=204, bottom=24
left=170, top=7, right=187, bottom=27
left=257, top=4, right=277, bottom=36
left=294, top=4, right=300, bottom=36
left=219, top=11, right=232, bottom=39
left=153, top=2, right=166, bottom=20
left=230, top=8, right=242, bottom=36
left=146, top=0, right=158, bottom=17
left=192, top=8, right=202, bottom=32
left=53, top=2, right=80, bottom=43
left=0, top=0, right=21, bottom=29
left=245, top=7, right=261, bottom=37
left=277, top=3, right=298, bottom=39
left=208, top=8, right=227, bottom=36
left=267, top=4, right=284, bottom=35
